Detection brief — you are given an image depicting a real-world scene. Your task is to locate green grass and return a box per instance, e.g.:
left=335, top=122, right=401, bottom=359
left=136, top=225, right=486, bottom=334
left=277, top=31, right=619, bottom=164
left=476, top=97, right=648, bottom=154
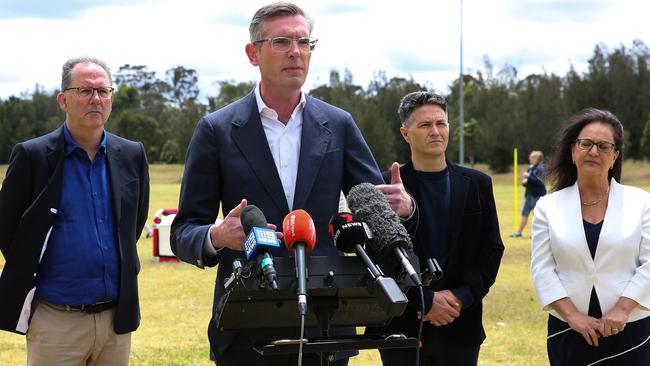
left=1, top=162, right=649, bottom=365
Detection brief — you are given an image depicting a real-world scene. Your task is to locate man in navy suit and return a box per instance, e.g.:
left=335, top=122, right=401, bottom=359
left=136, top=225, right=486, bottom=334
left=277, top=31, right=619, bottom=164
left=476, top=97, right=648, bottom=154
left=0, top=56, right=149, bottom=365
left=374, top=91, right=504, bottom=366
left=170, top=3, right=413, bottom=366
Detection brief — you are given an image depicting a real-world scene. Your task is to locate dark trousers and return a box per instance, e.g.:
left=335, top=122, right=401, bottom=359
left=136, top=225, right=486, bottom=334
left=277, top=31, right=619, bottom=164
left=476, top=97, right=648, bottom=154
left=379, top=332, right=480, bottom=366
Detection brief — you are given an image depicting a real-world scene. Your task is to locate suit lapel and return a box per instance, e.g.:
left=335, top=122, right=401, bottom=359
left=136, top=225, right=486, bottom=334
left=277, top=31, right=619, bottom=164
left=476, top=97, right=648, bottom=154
left=45, top=126, right=65, bottom=175
left=293, top=99, right=331, bottom=209
left=448, top=163, right=469, bottom=250
left=106, top=133, right=124, bottom=224
left=231, top=93, right=289, bottom=214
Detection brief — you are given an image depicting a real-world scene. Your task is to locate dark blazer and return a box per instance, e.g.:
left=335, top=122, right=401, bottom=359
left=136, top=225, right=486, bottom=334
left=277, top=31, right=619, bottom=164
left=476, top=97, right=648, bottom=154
left=374, top=161, right=504, bottom=346
left=170, top=91, right=384, bottom=358
left=0, top=125, right=150, bottom=335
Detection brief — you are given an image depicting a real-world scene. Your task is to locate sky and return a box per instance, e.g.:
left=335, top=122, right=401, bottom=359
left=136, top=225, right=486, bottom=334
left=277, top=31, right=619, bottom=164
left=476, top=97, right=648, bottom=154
left=0, top=0, right=648, bottom=101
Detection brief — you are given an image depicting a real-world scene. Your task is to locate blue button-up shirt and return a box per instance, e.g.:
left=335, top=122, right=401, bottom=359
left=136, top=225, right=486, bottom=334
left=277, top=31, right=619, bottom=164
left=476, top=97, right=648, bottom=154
left=36, top=124, right=120, bottom=306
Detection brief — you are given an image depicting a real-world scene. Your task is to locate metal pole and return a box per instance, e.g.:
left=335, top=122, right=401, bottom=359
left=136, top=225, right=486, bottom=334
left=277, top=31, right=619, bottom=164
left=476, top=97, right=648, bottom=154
left=459, top=0, right=465, bottom=166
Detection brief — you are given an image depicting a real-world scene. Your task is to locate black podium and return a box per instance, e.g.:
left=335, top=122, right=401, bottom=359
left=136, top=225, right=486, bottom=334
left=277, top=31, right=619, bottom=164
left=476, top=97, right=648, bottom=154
left=216, top=255, right=419, bottom=365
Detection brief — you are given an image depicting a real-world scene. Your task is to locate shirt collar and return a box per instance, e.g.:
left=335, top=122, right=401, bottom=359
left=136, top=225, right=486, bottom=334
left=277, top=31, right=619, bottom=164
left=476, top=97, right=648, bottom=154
left=254, top=82, right=306, bottom=120
left=63, top=122, right=107, bottom=157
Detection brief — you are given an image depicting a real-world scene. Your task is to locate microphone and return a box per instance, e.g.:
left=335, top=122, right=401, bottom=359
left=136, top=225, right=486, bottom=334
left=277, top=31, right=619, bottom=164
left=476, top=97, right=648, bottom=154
left=328, top=212, right=381, bottom=279
left=328, top=212, right=408, bottom=315
left=241, top=205, right=280, bottom=290
left=282, top=209, right=316, bottom=316
left=347, top=183, right=422, bottom=286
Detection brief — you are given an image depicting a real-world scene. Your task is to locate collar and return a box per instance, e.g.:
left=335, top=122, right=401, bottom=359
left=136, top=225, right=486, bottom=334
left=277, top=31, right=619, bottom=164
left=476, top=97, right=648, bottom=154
left=63, top=122, right=107, bottom=157
left=254, top=82, right=306, bottom=120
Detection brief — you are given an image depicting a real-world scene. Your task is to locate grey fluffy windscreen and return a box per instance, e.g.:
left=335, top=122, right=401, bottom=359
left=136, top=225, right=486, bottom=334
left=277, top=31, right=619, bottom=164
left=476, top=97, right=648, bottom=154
left=346, top=183, right=412, bottom=254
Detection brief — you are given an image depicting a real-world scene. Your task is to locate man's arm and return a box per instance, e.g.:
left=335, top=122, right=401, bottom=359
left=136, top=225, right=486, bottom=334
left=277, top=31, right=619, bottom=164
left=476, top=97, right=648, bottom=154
left=0, top=143, right=34, bottom=257
left=170, top=118, right=224, bottom=269
left=462, top=175, right=505, bottom=305
left=135, top=142, right=150, bottom=242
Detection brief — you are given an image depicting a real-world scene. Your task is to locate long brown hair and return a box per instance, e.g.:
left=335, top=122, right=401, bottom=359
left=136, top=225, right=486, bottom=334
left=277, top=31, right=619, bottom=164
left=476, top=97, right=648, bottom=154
left=546, top=108, right=623, bottom=192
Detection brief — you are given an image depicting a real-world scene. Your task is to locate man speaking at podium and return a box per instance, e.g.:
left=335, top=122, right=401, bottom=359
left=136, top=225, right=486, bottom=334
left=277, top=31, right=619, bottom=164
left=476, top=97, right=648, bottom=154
left=171, top=3, right=413, bottom=365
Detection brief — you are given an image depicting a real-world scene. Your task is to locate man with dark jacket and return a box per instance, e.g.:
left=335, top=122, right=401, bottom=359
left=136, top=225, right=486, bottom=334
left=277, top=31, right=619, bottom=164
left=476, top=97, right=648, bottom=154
left=0, top=56, right=149, bottom=366
left=375, top=91, right=504, bottom=366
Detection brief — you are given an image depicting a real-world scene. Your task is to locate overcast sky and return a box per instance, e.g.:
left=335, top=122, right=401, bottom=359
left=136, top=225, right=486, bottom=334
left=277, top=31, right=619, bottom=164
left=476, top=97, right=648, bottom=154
left=0, top=0, right=647, bottom=101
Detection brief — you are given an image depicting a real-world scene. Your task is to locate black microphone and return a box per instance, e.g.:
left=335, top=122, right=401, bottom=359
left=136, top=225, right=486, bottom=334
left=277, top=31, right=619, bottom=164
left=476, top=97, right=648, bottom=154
left=328, top=212, right=382, bottom=279
left=241, top=205, right=279, bottom=290
left=347, top=183, right=422, bottom=286
left=328, top=212, right=408, bottom=315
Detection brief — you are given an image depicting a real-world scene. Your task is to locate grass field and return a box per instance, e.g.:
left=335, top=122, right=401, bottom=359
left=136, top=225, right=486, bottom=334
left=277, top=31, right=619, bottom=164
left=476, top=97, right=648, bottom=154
left=1, top=162, right=648, bottom=365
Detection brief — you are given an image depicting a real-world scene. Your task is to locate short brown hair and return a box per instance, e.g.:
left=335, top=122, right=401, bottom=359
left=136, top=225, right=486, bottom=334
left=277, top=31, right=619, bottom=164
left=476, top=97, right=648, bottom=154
left=249, top=2, right=314, bottom=43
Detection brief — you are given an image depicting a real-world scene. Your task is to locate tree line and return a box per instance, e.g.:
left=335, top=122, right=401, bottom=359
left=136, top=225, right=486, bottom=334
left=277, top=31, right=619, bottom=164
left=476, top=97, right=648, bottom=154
left=1, top=40, right=650, bottom=171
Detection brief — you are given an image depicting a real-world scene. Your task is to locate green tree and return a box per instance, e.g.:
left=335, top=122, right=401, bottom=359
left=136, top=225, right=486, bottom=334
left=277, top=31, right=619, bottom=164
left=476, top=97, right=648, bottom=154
left=109, top=111, right=163, bottom=161
left=166, top=66, right=200, bottom=108
left=640, top=113, right=650, bottom=161
left=208, top=80, right=255, bottom=111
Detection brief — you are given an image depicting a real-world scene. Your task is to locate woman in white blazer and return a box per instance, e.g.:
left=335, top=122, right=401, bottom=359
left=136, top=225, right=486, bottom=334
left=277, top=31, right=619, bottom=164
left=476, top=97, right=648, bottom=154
left=531, top=108, right=650, bottom=365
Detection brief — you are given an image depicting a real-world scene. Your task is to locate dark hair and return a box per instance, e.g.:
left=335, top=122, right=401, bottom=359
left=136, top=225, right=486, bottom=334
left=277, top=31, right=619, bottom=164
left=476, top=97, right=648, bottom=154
left=546, top=107, right=624, bottom=191
left=61, top=56, right=112, bottom=90
left=249, top=2, right=314, bottom=43
left=398, top=91, right=447, bottom=126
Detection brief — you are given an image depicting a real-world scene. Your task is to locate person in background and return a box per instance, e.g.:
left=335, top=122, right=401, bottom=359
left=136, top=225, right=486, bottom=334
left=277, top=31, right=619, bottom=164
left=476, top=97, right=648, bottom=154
left=531, top=108, right=650, bottom=365
left=0, top=56, right=150, bottom=366
left=511, top=150, right=546, bottom=238
left=371, top=91, right=504, bottom=366
left=170, top=3, right=413, bottom=365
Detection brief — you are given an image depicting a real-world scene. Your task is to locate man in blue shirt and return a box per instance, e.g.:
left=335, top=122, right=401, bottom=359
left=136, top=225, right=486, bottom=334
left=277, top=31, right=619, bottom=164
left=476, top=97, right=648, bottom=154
left=0, top=56, right=150, bottom=366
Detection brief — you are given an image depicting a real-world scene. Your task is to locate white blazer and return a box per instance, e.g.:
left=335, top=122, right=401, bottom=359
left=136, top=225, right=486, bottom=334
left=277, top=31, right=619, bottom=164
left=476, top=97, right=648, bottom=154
left=531, top=179, right=650, bottom=323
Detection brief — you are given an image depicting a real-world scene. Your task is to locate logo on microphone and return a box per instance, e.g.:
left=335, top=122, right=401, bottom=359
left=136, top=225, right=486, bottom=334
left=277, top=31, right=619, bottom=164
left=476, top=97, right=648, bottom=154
left=243, top=227, right=280, bottom=260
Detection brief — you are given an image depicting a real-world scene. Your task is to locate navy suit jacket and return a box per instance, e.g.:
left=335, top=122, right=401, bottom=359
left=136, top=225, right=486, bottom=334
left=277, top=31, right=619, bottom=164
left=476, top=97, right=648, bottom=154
left=171, top=91, right=384, bottom=358
left=0, top=125, right=150, bottom=335
left=372, top=161, right=504, bottom=347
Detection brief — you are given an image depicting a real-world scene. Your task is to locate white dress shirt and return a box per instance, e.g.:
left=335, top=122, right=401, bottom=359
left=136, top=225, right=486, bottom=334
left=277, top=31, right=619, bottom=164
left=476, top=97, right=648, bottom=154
left=255, top=83, right=305, bottom=211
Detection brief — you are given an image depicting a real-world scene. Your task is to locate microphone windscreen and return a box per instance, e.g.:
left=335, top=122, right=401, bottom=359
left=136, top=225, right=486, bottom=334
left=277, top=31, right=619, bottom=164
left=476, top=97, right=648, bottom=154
left=241, top=205, right=268, bottom=235
left=282, top=209, right=316, bottom=254
left=328, top=212, right=371, bottom=253
left=347, top=183, right=412, bottom=255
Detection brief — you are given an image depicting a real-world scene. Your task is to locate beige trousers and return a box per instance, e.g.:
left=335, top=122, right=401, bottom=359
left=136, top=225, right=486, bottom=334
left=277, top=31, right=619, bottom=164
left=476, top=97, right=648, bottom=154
left=26, top=301, right=131, bottom=366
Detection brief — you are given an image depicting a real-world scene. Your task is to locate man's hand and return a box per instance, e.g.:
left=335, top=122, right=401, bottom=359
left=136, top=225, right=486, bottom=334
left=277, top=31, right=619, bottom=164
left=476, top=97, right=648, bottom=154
left=419, top=291, right=461, bottom=327
left=209, top=199, right=248, bottom=251
left=437, top=290, right=463, bottom=312
left=376, top=162, right=413, bottom=218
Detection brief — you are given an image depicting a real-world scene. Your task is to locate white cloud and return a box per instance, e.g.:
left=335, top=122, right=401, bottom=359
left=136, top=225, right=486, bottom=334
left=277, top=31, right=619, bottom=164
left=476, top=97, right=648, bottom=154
left=0, top=0, right=648, bottom=100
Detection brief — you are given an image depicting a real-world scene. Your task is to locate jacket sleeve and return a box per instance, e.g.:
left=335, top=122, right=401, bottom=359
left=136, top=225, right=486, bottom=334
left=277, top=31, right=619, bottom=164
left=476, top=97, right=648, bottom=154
left=135, top=142, right=150, bottom=242
left=170, top=118, right=222, bottom=269
left=465, top=176, right=505, bottom=302
left=0, top=143, right=34, bottom=258
left=621, top=197, right=650, bottom=310
left=531, top=196, right=569, bottom=309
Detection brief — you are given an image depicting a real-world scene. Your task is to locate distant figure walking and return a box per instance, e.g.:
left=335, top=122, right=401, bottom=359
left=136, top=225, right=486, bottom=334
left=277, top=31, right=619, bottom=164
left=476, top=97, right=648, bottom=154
left=511, top=150, right=546, bottom=237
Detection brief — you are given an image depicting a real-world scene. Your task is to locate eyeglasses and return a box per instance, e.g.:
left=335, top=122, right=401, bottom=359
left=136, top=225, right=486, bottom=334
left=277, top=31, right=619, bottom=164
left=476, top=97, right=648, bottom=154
left=64, top=87, right=114, bottom=99
left=253, top=36, right=318, bottom=52
left=574, top=138, right=616, bottom=153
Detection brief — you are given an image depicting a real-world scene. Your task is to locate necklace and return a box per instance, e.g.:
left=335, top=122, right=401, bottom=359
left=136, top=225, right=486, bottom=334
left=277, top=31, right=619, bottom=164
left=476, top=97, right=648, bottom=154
left=581, top=185, right=610, bottom=206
